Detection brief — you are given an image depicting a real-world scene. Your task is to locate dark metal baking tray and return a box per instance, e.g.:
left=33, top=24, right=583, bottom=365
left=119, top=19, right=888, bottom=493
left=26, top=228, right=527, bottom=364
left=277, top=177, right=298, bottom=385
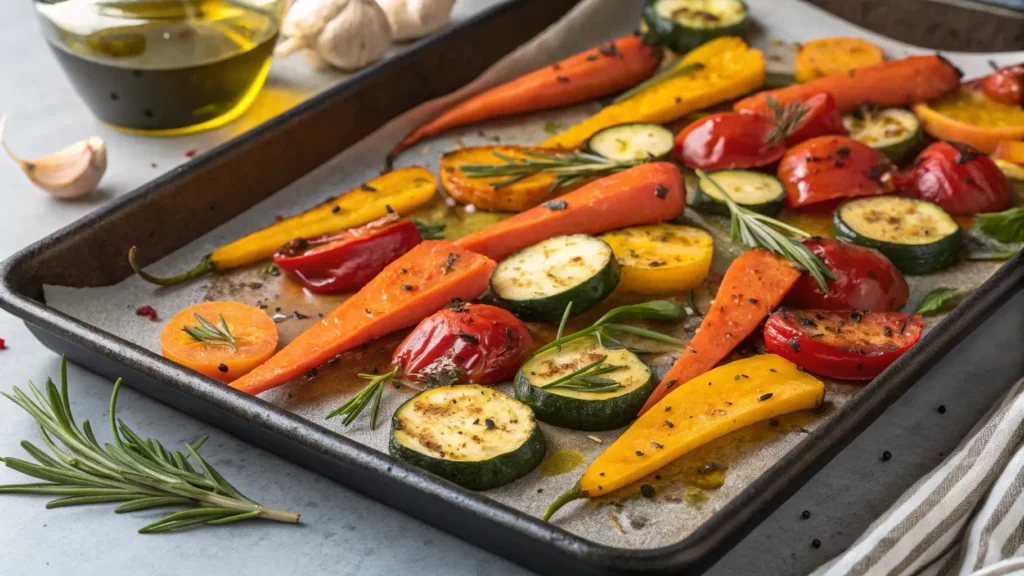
left=1, top=0, right=1021, bottom=574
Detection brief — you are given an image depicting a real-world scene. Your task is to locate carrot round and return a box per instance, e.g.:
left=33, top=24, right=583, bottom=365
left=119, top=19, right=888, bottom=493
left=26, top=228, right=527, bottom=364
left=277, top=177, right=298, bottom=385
left=734, top=55, right=962, bottom=115
left=440, top=146, right=576, bottom=211
left=390, top=35, right=662, bottom=158
left=794, top=37, right=885, bottom=83
left=455, top=162, right=684, bottom=262
left=160, top=301, right=279, bottom=384
left=231, top=241, right=496, bottom=395
left=637, top=249, right=802, bottom=415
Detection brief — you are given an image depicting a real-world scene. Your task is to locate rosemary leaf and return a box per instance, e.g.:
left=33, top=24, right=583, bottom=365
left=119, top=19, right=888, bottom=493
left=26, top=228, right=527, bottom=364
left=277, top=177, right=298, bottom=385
left=181, top=314, right=237, bottom=352
left=460, top=150, right=640, bottom=191
left=327, top=366, right=401, bottom=430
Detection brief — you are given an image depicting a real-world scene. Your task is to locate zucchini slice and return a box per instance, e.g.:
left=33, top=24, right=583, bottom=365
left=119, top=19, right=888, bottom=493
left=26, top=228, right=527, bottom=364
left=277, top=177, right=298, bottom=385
left=599, top=224, right=714, bottom=294
left=642, top=0, right=749, bottom=54
left=842, top=108, right=924, bottom=165
left=490, top=234, right=620, bottom=322
left=389, top=385, right=546, bottom=491
left=515, top=339, right=654, bottom=431
left=584, top=123, right=675, bottom=162
left=693, top=169, right=786, bottom=216
left=834, top=196, right=961, bottom=275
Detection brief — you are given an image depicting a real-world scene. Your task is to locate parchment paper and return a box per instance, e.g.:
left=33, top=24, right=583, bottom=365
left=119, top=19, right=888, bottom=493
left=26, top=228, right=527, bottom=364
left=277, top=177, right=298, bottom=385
left=44, top=0, right=1024, bottom=550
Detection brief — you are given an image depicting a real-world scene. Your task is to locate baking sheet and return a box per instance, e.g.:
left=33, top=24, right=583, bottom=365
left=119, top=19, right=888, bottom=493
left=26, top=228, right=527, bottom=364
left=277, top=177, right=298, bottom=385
left=44, top=0, right=1024, bottom=551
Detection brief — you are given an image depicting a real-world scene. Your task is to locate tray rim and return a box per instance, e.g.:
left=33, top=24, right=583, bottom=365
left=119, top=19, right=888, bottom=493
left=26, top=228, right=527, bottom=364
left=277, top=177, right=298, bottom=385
left=2, top=1, right=1023, bottom=573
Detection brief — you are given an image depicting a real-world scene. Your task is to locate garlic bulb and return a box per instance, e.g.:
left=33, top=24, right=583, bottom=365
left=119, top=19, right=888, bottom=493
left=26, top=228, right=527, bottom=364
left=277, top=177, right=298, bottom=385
left=377, top=0, right=455, bottom=41
left=0, top=116, right=106, bottom=199
left=276, top=0, right=392, bottom=72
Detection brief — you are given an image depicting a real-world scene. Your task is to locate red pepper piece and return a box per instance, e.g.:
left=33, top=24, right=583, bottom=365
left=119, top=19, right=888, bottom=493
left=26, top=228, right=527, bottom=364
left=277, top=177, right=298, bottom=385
left=963, top=63, right=1024, bottom=106
left=763, top=309, right=923, bottom=380
left=135, top=305, right=158, bottom=321
left=673, top=112, right=786, bottom=171
left=272, top=215, right=423, bottom=294
left=785, top=238, right=909, bottom=312
left=393, top=302, right=533, bottom=386
left=780, top=93, right=847, bottom=147
left=778, top=135, right=895, bottom=209
left=902, top=141, right=1012, bottom=216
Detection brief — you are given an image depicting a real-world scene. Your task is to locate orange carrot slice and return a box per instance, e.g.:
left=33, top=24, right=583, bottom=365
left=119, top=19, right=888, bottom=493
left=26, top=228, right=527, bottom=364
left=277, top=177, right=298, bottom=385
left=734, top=55, right=961, bottom=115
left=440, top=146, right=579, bottom=211
left=638, top=249, right=802, bottom=415
left=161, top=301, right=278, bottom=384
left=794, top=37, right=885, bottom=83
left=231, top=241, right=496, bottom=395
left=390, top=35, right=661, bottom=158
left=455, top=162, right=684, bottom=261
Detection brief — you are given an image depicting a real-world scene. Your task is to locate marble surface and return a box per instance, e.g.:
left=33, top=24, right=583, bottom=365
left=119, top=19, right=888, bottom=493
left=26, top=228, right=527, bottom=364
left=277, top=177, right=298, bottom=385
left=0, top=0, right=1021, bottom=575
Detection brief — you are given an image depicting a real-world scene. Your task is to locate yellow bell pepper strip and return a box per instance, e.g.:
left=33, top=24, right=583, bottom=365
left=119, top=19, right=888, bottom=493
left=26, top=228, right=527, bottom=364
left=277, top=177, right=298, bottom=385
left=542, top=354, right=824, bottom=521
left=129, top=167, right=438, bottom=286
left=993, top=141, right=1024, bottom=166
left=599, top=224, right=713, bottom=294
left=540, top=37, right=765, bottom=150
left=912, top=88, right=1024, bottom=154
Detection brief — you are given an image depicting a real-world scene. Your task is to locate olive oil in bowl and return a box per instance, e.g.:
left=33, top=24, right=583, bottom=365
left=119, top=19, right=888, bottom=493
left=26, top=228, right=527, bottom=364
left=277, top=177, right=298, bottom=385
left=35, top=0, right=285, bottom=135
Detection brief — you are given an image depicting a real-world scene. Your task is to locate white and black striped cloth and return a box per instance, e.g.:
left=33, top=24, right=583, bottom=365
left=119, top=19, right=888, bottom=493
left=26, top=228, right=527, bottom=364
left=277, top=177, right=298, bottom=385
left=815, top=378, right=1024, bottom=576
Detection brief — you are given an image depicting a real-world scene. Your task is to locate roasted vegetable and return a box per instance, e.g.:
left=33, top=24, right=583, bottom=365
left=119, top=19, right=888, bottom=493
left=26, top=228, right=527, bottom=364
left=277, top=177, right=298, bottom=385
left=691, top=169, right=786, bottom=216
left=543, top=354, right=824, bottom=520
left=456, top=162, right=685, bottom=261
left=639, top=249, right=802, bottom=414
left=764, top=309, right=923, bottom=380
left=599, top=224, right=713, bottom=294
left=390, top=385, right=546, bottom=491
left=130, top=167, right=437, bottom=286
left=842, top=107, right=923, bottom=165
left=542, top=36, right=765, bottom=150
left=584, top=123, right=675, bottom=162
left=160, top=302, right=278, bottom=384
left=391, top=35, right=662, bottom=158
left=784, top=238, right=909, bottom=311
left=778, top=136, right=895, bottom=209
left=902, top=141, right=1012, bottom=216
left=673, top=111, right=788, bottom=171
left=793, top=37, right=885, bottom=83
left=911, top=88, right=1024, bottom=154
left=735, top=55, right=961, bottom=115
left=833, top=196, right=961, bottom=275
left=641, top=0, right=749, bottom=54
left=231, top=241, right=496, bottom=395
left=440, top=146, right=573, bottom=211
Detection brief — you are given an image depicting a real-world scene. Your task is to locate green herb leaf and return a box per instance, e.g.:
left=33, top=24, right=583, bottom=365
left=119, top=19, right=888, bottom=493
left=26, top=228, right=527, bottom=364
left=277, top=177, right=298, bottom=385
left=695, top=169, right=834, bottom=292
left=0, top=358, right=300, bottom=532
left=593, top=300, right=687, bottom=325
left=412, top=219, right=447, bottom=240
left=460, top=150, right=640, bottom=191
left=964, top=226, right=1022, bottom=261
left=543, top=121, right=561, bottom=135
left=181, top=314, right=237, bottom=352
left=915, top=288, right=956, bottom=315
left=540, top=356, right=625, bottom=393
left=532, top=300, right=686, bottom=359
left=263, top=264, right=281, bottom=277
left=327, top=367, right=401, bottom=430
left=975, top=205, right=1024, bottom=244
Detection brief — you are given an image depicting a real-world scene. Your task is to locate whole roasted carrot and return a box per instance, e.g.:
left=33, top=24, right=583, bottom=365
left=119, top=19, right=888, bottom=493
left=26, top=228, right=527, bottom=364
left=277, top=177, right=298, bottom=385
left=455, top=162, right=684, bottom=261
left=734, top=55, right=962, bottom=115
left=637, top=249, right=802, bottom=415
left=389, top=35, right=662, bottom=159
left=231, top=241, right=496, bottom=395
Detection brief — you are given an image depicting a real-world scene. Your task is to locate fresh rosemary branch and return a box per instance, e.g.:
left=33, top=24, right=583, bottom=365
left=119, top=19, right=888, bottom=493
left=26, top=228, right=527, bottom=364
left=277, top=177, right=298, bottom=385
left=0, top=358, right=299, bottom=533
left=540, top=356, right=625, bottom=393
left=695, top=170, right=834, bottom=292
left=532, top=300, right=687, bottom=359
left=326, top=367, right=401, bottom=431
left=182, top=314, right=237, bottom=352
left=764, top=97, right=809, bottom=146
left=412, top=219, right=447, bottom=240
left=460, top=150, right=640, bottom=191
left=613, top=62, right=705, bottom=104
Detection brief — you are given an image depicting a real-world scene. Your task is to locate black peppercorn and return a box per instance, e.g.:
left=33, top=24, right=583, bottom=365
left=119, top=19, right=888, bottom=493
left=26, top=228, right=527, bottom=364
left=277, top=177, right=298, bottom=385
left=882, top=450, right=892, bottom=461
left=217, top=363, right=228, bottom=373
left=640, top=484, right=656, bottom=498
left=938, top=405, right=946, bottom=414
left=801, top=510, right=811, bottom=519
left=812, top=538, right=821, bottom=548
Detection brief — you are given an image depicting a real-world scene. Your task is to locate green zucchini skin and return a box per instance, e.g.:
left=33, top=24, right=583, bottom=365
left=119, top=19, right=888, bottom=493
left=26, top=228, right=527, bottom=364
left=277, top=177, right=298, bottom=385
left=691, top=169, right=786, bottom=216
left=389, top=386, right=546, bottom=491
left=833, top=197, right=961, bottom=275
left=514, top=341, right=655, bottom=431
left=490, top=235, right=620, bottom=322
left=842, top=108, right=924, bottom=166
left=642, top=0, right=749, bottom=53
left=584, top=123, right=675, bottom=162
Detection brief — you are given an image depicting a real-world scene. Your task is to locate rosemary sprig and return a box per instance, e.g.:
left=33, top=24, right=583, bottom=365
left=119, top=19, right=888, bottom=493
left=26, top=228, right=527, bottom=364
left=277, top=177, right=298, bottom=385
left=326, top=366, right=401, bottom=431
left=695, top=169, right=834, bottom=292
left=764, top=96, right=809, bottom=146
left=0, top=358, right=299, bottom=533
left=412, top=219, right=447, bottom=240
left=460, top=150, right=639, bottom=191
left=532, top=300, right=688, bottom=359
left=540, top=356, right=625, bottom=393
left=613, top=62, right=704, bottom=104
left=182, top=314, right=237, bottom=352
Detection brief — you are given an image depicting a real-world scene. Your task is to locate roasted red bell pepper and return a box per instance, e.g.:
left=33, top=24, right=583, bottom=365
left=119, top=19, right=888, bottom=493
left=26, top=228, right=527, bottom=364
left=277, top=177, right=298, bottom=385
left=778, top=135, right=895, bottom=209
left=899, top=141, right=1012, bottom=216
left=785, top=238, right=909, bottom=312
left=272, top=214, right=422, bottom=294
left=393, top=301, right=534, bottom=386
left=763, top=309, right=923, bottom=380
left=964, top=63, right=1024, bottom=106
left=673, top=112, right=787, bottom=171
left=778, top=93, right=847, bottom=146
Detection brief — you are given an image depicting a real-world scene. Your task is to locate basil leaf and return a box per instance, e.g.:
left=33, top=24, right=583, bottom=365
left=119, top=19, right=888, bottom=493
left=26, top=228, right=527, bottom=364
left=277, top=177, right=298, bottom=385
left=594, top=300, right=687, bottom=325
left=915, top=288, right=956, bottom=316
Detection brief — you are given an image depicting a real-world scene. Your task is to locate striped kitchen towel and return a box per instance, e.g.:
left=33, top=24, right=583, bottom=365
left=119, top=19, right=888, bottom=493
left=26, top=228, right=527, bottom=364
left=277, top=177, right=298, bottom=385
left=814, top=377, right=1024, bottom=576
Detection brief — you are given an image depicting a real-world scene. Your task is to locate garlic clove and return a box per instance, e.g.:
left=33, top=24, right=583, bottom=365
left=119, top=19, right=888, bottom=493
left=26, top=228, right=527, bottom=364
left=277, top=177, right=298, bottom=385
left=314, top=0, right=392, bottom=71
left=0, top=116, right=107, bottom=199
left=378, top=0, right=455, bottom=41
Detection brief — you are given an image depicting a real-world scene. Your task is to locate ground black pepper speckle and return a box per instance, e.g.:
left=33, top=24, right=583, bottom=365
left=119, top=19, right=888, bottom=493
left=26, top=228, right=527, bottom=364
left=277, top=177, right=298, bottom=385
left=882, top=450, right=892, bottom=461
left=802, top=510, right=811, bottom=519
left=812, top=538, right=821, bottom=548
left=938, top=405, right=946, bottom=414
left=640, top=484, right=656, bottom=498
